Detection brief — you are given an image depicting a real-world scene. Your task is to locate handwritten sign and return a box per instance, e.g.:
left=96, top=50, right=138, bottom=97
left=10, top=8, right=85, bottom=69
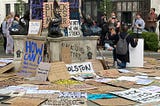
left=58, top=2, right=70, bottom=28
left=35, top=62, right=51, bottom=81
left=111, top=88, right=160, bottom=103
left=28, top=20, right=42, bottom=36
left=43, top=2, right=70, bottom=28
left=66, top=62, right=94, bottom=75
left=68, top=20, right=81, bottom=37
left=19, top=39, right=44, bottom=77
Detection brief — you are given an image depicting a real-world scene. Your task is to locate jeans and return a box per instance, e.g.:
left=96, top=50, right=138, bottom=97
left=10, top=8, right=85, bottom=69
left=117, top=61, right=126, bottom=69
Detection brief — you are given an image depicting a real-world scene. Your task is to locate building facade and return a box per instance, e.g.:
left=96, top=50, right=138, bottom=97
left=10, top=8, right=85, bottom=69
left=82, top=0, right=151, bottom=24
left=0, top=0, right=28, bottom=23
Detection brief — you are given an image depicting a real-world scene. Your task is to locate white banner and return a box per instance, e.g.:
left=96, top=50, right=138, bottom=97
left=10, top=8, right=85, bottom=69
left=68, top=20, right=81, bottom=37
left=66, top=62, right=94, bottom=74
left=111, top=88, right=160, bottom=103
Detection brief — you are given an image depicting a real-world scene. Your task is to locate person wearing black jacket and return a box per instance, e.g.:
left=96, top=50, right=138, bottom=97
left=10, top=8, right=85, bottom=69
left=108, top=24, right=138, bottom=68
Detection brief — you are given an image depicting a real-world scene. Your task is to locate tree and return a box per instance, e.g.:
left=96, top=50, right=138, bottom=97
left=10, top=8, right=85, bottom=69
left=99, top=0, right=113, bottom=18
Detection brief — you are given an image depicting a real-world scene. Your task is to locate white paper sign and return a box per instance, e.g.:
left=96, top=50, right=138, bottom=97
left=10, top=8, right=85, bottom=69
left=28, top=21, right=41, bottom=35
left=111, top=88, right=160, bottom=103
left=35, top=62, right=51, bottom=81
left=59, top=92, right=87, bottom=98
left=127, top=39, right=144, bottom=67
left=68, top=20, right=81, bottom=37
left=66, top=62, right=94, bottom=74
left=139, top=86, right=160, bottom=93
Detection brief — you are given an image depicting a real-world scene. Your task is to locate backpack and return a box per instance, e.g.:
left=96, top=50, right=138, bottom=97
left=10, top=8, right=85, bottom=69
left=116, top=34, right=128, bottom=55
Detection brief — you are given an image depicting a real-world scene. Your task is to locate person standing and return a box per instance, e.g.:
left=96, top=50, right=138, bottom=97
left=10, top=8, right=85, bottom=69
left=107, top=12, right=121, bottom=67
left=99, top=13, right=109, bottom=47
left=5, top=13, right=14, bottom=54
left=1, top=16, right=11, bottom=52
left=146, top=8, right=157, bottom=32
left=132, top=12, right=145, bottom=38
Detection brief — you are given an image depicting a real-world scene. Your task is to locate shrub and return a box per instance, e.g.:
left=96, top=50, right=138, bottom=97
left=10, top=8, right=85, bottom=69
left=142, top=32, right=159, bottom=51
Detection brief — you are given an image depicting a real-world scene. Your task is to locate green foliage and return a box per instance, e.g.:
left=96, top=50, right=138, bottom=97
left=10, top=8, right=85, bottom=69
left=127, top=30, right=159, bottom=51
left=98, top=0, right=113, bottom=18
left=142, top=32, right=159, bottom=51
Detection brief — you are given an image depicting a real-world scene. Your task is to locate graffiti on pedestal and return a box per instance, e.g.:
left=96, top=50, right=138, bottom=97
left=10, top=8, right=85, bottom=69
left=61, top=42, right=84, bottom=61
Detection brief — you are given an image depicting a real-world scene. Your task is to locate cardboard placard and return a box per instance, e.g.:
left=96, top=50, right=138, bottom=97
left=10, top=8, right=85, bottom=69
left=43, top=2, right=70, bottom=28
left=48, top=62, right=70, bottom=82
left=91, top=98, right=136, bottom=106
left=19, top=39, right=44, bottom=77
left=3, top=97, right=46, bottom=106
left=61, top=47, right=71, bottom=64
left=35, top=62, right=51, bottom=81
left=28, top=20, right=42, bottom=36
left=66, top=62, right=94, bottom=75
left=96, top=69, right=120, bottom=78
left=85, top=59, right=104, bottom=72
left=0, top=63, right=14, bottom=74
left=68, top=20, right=81, bottom=37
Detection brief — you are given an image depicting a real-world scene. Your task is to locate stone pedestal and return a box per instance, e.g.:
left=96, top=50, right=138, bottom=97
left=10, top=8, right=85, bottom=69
left=127, top=39, right=144, bottom=67
left=13, top=35, right=46, bottom=72
left=48, top=36, right=99, bottom=63
left=13, top=35, right=99, bottom=71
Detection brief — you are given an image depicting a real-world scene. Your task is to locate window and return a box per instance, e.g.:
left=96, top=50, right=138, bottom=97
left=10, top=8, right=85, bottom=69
left=14, top=3, right=29, bottom=17
left=82, top=0, right=98, bottom=20
left=5, top=4, right=10, bottom=16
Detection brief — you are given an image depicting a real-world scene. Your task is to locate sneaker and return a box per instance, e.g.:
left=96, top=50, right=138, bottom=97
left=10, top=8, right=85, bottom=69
left=113, top=61, right=118, bottom=68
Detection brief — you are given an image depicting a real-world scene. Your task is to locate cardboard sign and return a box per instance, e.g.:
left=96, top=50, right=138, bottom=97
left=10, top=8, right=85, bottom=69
left=111, top=88, right=160, bottom=103
left=43, top=2, right=70, bottom=28
left=92, top=98, right=136, bottom=106
left=35, top=62, right=51, bottom=81
left=30, top=0, right=43, bottom=20
left=58, top=2, right=70, bottom=28
left=19, top=39, right=44, bottom=77
left=48, top=62, right=70, bottom=82
left=28, top=20, right=42, bottom=36
left=66, top=62, right=94, bottom=75
left=24, top=91, right=87, bottom=106
left=68, top=20, right=81, bottom=37
left=61, top=47, right=71, bottom=64
left=3, top=97, right=46, bottom=106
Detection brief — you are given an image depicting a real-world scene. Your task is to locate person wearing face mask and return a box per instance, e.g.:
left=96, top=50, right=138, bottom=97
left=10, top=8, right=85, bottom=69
left=108, top=12, right=121, bottom=34
left=146, top=8, right=158, bottom=32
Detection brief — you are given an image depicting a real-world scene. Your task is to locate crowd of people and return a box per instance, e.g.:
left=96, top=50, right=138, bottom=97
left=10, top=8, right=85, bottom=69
left=0, top=11, right=29, bottom=54
left=0, top=7, right=160, bottom=69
